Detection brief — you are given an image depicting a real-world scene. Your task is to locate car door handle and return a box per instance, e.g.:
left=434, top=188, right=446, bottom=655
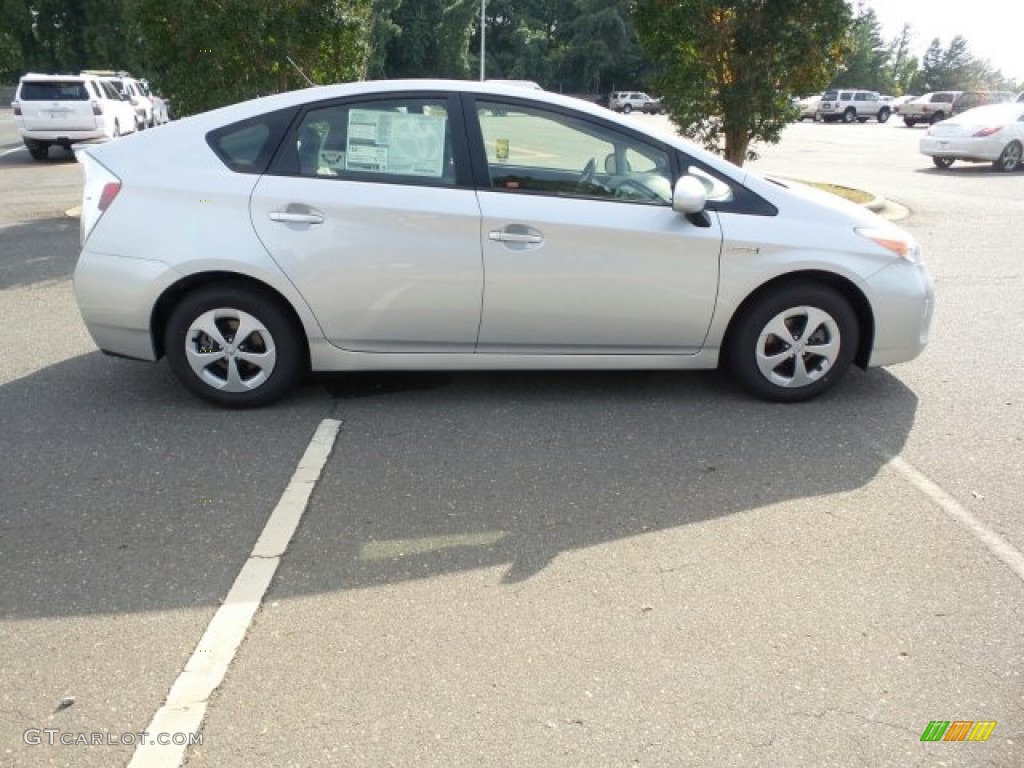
left=269, top=210, right=324, bottom=225
left=488, top=229, right=543, bottom=244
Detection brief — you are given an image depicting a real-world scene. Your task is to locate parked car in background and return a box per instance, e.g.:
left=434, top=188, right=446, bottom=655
left=99, top=74, right=153, bottom=129
left=951, top=90, right=1014, bottom=115
left=641, top=96, right=665, bottom=114
left=794, top=94, right=822, bottom=120
left=1018, top=92, right=1024, bottom=103
left=139, top=79, right=171, bottom=124
left=73, top=79, right=933, bottom=408
left=11, top=72, right=137, bottom=161
left=900, top=92, right=960, bottom=126
left=609, top=91, right=657, bottom=114
left=920, top=102, right=1024, bottom=171
left=815, top=89, right=891, bottom=123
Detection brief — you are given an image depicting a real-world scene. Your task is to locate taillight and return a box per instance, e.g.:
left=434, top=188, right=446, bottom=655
left=98, top=182, right=121, bottom=211
left=92, top=100, right=103, bottom=116
left=12, top=101, right=21, bottom=116
left=78, top=150, right=122, bottom=245
left=973, top=126, right=1003, bottom=137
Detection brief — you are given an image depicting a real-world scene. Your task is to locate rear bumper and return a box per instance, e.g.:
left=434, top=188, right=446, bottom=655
left=920, top=136, right=1001, bottom=162
left=73, top=249, right=179, bottom=361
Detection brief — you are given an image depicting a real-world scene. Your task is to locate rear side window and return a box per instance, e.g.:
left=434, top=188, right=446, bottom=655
left=206, top=107, right=297, bottom=174
left=19, top=80, right=90, bottom=101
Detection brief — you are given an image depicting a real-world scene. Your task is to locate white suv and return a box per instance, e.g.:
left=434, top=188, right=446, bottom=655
left=815, top=89, right=891, bottom=123
left=609, top=91, right=656, bottom=114
left=12, top=72, right=137, bottom=160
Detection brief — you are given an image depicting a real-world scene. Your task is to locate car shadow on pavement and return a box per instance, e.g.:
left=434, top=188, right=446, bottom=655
left=283, top=367, right=919, bottom=592
left=1, top=348, right=919, bottom=621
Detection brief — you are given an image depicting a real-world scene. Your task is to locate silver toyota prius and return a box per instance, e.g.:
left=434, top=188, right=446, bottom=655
left=74, top=79, right=934, bottom=407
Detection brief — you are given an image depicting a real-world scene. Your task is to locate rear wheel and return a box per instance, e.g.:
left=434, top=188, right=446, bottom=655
left=24, top=140, right=49, bottom=161
left=843, top=108, right=856, bottom=123
left=726, top=282, right=859, bottom=403
left=932, top=157, right=955, bottom=169
left=164, top=284, right=303, bottom=408
left=993, top=141, right=1022, bottom=172
left=903, top=117, right=917, bottom=127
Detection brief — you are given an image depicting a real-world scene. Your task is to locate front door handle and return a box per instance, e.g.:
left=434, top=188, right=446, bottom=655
left=269, top=210, right=324, bottom=225
left=488, top=229, right=543, bottom=244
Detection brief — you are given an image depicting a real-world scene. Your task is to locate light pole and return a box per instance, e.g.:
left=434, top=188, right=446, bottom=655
left=479, top=0, right=486, bottom=81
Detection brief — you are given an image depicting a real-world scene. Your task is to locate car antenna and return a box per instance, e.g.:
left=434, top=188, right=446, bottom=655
left=286, top=56, right=316, bottom=87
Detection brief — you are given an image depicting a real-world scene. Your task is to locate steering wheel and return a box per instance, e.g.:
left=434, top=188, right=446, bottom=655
left=578, top=157, right=596, bottom=187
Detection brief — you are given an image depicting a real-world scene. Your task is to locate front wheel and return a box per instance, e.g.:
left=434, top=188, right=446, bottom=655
left=929, top=111, right=945, bottom=124
left=164, top=284, right=303, bottom=407
left=932, top=156, right=954, bottom=169
left=622, top=104, right=632, bottom=114
left=878, top=108, right=891, bottom=123
left=993, top=141, right=1022, bottom=172
left=725, top=283, right=859, bottom=403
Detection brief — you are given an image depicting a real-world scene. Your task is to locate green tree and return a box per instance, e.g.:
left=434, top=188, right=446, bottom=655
left=832, top=5, right=890, bottom=92
left=134, top=0, right=371, bottom=115
left=634, top=0, right=851, bottom=166
left=887, top=23, right=917, bottom=95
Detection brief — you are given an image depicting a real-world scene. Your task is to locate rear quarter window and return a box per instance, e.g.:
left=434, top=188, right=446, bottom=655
left=206, top=107, right=297, bottom=174
left=19, top=81, right=90, bottom=101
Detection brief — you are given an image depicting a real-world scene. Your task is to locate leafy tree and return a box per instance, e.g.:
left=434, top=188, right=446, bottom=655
left=634, top=0, right=852, bottom=166
left=134, top=0, right=371, bottom=115
left=832, top=5, right=890, bottom=92
left=887, top=23, right=918, bottom=95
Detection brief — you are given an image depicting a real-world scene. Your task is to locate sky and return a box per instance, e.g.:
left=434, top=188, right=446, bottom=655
left=863, top=0, right=1022, bottom=81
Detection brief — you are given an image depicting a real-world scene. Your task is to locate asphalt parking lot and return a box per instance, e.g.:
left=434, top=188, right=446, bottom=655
left=1, top=108, right=1022, bottom=767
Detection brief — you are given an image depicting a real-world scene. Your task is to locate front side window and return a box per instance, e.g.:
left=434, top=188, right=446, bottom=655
left=475, top=100, right=672, bottom=204
left=290, top=98, right=454, bottom=185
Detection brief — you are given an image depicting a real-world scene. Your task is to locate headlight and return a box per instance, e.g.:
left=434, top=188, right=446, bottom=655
left=855, top=226, right=921, bottom=263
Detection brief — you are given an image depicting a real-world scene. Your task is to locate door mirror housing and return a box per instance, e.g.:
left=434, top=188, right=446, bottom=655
left=672, top=175, right=708, bottom=214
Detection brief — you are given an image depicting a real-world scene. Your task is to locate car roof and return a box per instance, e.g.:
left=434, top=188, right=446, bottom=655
left=949, top=103, right=1024, bottom=121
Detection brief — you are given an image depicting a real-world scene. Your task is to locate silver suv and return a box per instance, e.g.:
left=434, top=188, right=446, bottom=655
left=815, top=89, right=891, bottom=123
left=12, top=72, right=137, bottom=161
left=609, top=91, right=656, bottom=114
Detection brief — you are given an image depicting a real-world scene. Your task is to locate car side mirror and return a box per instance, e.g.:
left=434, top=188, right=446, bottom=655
left=672, top=175, right=707, bottom=214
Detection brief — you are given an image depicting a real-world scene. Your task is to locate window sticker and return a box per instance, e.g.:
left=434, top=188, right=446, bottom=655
left=346, top=109, right=447, bottom=177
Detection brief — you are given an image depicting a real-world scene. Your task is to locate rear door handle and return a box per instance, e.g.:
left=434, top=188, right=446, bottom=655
left=269, top=210, right=324, bottom=225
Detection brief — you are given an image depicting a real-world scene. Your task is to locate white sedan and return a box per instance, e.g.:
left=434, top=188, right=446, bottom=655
left=920, top=103, right=1024, bottom=171
left=74, top=79, right=933, bottom=407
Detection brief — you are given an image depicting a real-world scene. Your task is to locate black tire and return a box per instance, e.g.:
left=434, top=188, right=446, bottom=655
left=725, top=282, right=859, bottom=403
left=878, top=108, right=891, bottom=123
left=993, top=141, right=1022, bottom=172
left=164, top=284, right=303, bottom=408
left=932, top=156, right=954, bottom=169
left=24, top=140, right=48, bottom=161
left=929, top=111, right=945, bottom=124
left=843, top=108, right=856, bottom=123
left=903, top=117, right=917, bottom=128
left=622, top=104, right=632, bottom=114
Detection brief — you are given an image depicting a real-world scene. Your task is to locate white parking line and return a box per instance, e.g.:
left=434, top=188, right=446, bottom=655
left=878, top=448, right=1024, bottom=583
left=127, top=418, right=342, bottom=768
left=1, top=145, right=26, bottom=158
